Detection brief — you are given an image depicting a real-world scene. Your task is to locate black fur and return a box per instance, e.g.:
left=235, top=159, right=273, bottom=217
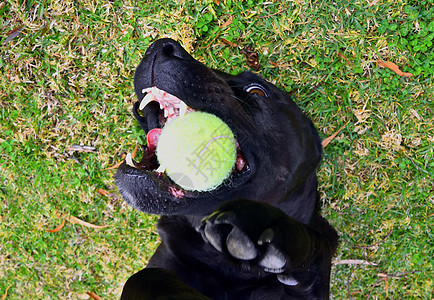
left=115, top=39, right=338, bottom=299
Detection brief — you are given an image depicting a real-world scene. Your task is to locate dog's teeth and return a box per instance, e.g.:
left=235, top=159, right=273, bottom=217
left=156, top=164, right=166, bottom=173
left=125, top=153, right=135, bottom=168
left=168, top=106, right=175, bottom=116
left=179, top=102, right=187, bottom=117
left=164, top=109, right=169, bottom=118
left=160, top=103, right=164, bottom=110
left=139, top=93, right=156, bottom=110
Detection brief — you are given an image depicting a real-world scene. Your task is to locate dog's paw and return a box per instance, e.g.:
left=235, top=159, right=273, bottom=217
left=200, top=210, right=286, bottom=273
left=197, top=200, right=302, bottom=276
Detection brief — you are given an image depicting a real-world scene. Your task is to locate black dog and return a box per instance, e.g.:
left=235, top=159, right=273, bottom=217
left=115, top=38, right=338, bottom=299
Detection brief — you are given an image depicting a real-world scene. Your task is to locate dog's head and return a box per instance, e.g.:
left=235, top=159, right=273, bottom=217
left=115, top=39, right=322, bottom=221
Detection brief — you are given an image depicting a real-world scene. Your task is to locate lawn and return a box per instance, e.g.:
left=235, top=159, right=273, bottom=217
left=1, top=0, right=433, bottom=299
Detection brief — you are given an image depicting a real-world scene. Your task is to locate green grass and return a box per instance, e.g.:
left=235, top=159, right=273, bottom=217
left=1, top=0, right=433, bottom=298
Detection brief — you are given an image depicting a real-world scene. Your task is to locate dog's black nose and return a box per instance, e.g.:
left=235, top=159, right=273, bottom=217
left=134, top=38, right=195, bottom=98
left=145, top=38, right=193, bottom=61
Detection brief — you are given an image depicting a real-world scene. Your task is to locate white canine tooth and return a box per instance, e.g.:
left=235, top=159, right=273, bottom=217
left=164, top=109, right=168, bottom=118
left=160, top=103, right=164, bottom=110
left=168, top=107, right=174, bottom=116
left=125, top=153, right=135, bottom=168
left=179, top=102, right=187, bottom=117
left=139, top=93, right=156, bottom=110
left=156, top=164, right=166, bottom=173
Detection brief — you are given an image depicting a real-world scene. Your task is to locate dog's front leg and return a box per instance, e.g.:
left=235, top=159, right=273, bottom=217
left=197, top=199, right=337, bottom=299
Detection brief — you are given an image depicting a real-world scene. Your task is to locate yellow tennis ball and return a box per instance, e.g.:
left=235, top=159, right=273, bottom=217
left=156, top=112, right=237, bottom=191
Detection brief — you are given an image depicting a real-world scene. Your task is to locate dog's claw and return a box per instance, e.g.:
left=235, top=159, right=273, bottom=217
left=199, top=205, right=289, bottom=273
left=257, top=228, right=286, bottom=273
left=200, top=210, right=220, bottom=225
left=214, top=211, right=236, bottom=225
left=258, top=228, right=274, bottom=245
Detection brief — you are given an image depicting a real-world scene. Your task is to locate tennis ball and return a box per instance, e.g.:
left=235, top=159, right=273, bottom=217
left=156, top=112, right=237, bottom=191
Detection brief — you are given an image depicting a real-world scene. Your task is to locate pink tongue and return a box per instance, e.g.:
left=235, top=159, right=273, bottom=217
left=147, top=128, right=162, bottom=153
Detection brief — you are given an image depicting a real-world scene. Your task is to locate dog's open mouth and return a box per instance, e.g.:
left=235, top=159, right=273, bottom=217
left=124, top=86, right=250, bottom=197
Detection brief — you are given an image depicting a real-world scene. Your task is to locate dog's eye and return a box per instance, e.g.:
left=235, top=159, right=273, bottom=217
left=246, top=85, right=268, bottom=97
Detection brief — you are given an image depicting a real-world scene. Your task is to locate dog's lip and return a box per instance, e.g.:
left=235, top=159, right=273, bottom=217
left=122, top=86, right=253, bottom=198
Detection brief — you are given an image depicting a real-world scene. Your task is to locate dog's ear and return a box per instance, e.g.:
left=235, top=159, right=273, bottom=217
left=281, top=123, right=322, bottom=195
left=211, top=69, right=235, bottom=81
left=308, top=119, right=323, bottom=173
left=310, top=120, right=323, bottom=161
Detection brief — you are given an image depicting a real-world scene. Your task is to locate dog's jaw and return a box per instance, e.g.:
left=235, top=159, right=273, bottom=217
left=115, top=161, right=253, bottom=216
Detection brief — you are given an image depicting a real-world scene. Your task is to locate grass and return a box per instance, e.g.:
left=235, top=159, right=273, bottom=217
left=1, top=0, right=433, bottom=298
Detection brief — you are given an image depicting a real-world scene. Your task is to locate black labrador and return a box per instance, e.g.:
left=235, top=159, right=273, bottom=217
left=115, top=38, right=338, bottom=299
